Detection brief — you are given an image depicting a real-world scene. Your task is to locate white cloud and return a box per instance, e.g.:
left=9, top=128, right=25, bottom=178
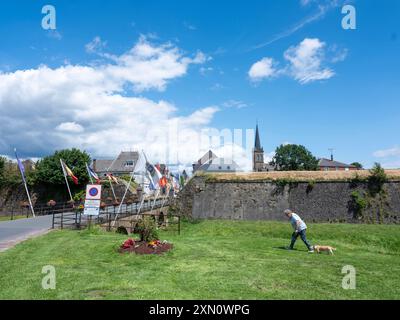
left=373, top=146, right=400, bottom=158
left=4, top=36, right=344, bottom=170
left=252, top=0, right=341, bottom=50
left=56, top=122, right=84, bottom=133
left=85, top=36, right=107, bottom=54
left=222, top=100, right=248, bottom=109
left=199, top=66, right=213, bottom=75
left=248, top=38, right=341, bottom=85
left=284, top=38, right=334, bottom=84
left=103, top=37, right=208, bottom=92
left=0, top=37, right=250, bottom=170
left=373, top=146, right=400, bottom=169
left=248, top=58, right=276, bottom=82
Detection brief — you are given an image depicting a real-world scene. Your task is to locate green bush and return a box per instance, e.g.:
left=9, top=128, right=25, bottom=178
left=350, top=191, right=368, bottom=219
left=368, top=163, right=387, bottom=196
left=134, top=218, right=159, bottom=242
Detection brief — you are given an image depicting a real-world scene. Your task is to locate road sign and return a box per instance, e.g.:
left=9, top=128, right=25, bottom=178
left=85, top=184, right=102, bottom=200
left=84, top=185, right=102, bottom=216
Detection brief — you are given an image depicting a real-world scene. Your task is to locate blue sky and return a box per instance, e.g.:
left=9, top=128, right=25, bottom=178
left=0, top=0, right=399, bottom=169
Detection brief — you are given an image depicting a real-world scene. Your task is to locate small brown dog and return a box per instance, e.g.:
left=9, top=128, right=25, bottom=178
left=313, top=245, right=336, bottom=255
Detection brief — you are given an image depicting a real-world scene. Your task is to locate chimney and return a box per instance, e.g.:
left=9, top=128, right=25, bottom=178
left=329, top=148, right=334, bottom=161
left=93, top=159, right=97, bottom=172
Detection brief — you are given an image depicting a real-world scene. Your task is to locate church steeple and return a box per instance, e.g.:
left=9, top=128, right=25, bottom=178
left=253, top=123, right=265, bottom=172
left=254, top=124, right=262, bottom=151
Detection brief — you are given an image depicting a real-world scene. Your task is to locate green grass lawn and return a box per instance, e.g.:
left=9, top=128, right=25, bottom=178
left=0, top=220, right=399, bottom=299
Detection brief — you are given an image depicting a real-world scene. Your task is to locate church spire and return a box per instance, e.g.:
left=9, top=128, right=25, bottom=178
left=255, top=123, right=262, bottom=150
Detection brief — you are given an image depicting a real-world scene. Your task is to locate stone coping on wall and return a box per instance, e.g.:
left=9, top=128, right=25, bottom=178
left=197, top=170, right=400, bottom=183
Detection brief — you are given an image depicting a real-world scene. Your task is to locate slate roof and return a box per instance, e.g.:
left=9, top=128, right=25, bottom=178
left=318, top=158, right=356, bottom=168
left=192, top=150, right=240, bottom=173
left=94, top=151, right=139, bottom=175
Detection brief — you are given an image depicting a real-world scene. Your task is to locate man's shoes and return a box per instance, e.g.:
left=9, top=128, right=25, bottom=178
left=285, top=246, right=293, bottom=250
left=308, top=246, right=315, bottom=253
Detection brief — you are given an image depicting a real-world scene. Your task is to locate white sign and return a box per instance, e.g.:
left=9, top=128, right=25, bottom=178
left=83, top=206, right=100, bottom=216
left=85, top=184, right=102, bottom=200
left=84, top=185, right=102, bottom=216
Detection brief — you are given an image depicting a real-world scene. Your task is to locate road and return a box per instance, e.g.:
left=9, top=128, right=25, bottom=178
left=0, top=215, right=53, bottom=252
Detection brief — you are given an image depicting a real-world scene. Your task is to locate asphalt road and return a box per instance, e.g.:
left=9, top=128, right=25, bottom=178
left=0, top=215, right=53, bottom=252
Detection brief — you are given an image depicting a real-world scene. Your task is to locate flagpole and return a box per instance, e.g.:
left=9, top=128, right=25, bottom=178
left=60, top=159, right=74, bottom=202
left=23, top=181, right=36, bottom=218
left=113, top=151, right=142, bottom=226
left=109, top=179, right=117, bottom=200
left=151, top=188, right=160, bottom=211
left=14, top=149, right=35, bottom=217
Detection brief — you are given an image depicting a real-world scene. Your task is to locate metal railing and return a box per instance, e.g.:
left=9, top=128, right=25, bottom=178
left=0, top=201, right=75, bottom=220
left=51, top=197, right=180, bottom=234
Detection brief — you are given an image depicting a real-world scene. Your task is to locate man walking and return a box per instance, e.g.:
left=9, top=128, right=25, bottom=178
left=284, top=209, right=314, bottom=252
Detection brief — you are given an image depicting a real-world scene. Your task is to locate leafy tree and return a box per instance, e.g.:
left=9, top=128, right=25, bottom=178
left=367, top=162, right=387, bottom=196
left=35, top=148, right=90, bottom=186
left=351, top=162, right=363, bottom=169
left=270, top=144, right=319, bottom=171
left=0, top=156, right=5, bottom=185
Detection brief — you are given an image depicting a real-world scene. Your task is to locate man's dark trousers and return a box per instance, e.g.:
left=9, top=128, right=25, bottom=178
left=290, top=229, right=312, bottom=250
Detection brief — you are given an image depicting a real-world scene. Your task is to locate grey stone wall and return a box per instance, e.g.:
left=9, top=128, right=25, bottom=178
left=174, top=177, right=400, bottom=224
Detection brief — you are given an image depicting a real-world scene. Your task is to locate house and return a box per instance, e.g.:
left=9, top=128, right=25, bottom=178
left=253, top=124, right=275, bottom=172
left=192, top=150, right=240, bottom=173
left=93, top=151, right=139, bottom=177
left=318, top=157, right=357, bottom=171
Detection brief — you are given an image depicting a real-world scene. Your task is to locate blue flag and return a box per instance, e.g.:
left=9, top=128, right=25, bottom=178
left=14, top=149, right=26, bottom=185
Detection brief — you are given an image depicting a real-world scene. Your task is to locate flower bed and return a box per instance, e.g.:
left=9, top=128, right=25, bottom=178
left=118, top=238, right=173, bottom=255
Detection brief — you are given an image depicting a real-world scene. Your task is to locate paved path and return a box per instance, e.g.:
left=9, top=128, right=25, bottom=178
left=0, top=215, right=53, bottom=252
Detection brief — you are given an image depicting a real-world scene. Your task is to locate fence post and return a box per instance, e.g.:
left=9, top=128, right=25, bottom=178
left=52, top=212, right=55, bottom=229
left=178, top=216, right=180, bottom=235
left=11, top=206, right=14, bottom=221
left=61, top=211, right=64, bottom=229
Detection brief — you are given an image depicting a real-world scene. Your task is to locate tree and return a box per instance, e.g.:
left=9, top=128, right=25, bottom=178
left=270, top=144, right=319, bottom=171
left=0, top=156, right=5, bottom=185
left=351, top=162, right=363, bottom=170
left=35, top=148, right=91, bottom=186
left=367, top=162, right=387, bottom=196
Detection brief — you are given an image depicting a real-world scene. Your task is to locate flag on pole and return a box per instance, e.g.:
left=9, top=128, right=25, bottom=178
left=15, top=150, right=27, bottom=185
left=159, top=176, right=168, bottom=188
left=86, top=163, right=100, bottom=184
left=14, top=149, right=35, bottom=217
left=145, top=160, right=162, bottom=189
left=61, top=160, right=79, bottom=185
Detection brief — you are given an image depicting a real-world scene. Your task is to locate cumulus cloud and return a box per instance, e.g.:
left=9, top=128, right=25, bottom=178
left=248, top=38, right=343, bottom=85
left=248, top=58, right=276, bottom=82
left=0, top=37, right=251, bottom=170
left=284, top=38, right=334, bottom=84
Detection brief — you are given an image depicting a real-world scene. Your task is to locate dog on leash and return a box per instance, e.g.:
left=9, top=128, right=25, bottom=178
left=313, top=245, right=336, bottom=255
